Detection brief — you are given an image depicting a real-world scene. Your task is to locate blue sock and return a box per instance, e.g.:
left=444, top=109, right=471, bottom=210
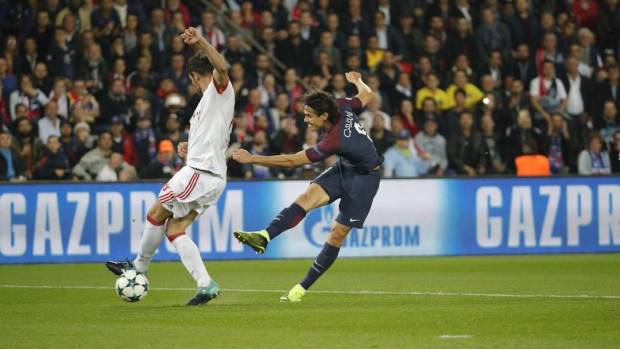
left=266, top=202, right=306, bottom=240
left=300, top=243, right=340, bottom=290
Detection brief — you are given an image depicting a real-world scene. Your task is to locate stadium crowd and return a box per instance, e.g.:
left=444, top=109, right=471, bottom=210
left=0, top=0, right=620, bottom=181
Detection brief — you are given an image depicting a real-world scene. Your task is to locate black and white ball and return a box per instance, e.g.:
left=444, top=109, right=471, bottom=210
left=115, top=269, right=149, bottom=302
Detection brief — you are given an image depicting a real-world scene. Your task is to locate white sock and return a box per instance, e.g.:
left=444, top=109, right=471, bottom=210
left=133, top=217, right=166, bottom=273
left=170, top=234, right=211, bottom=287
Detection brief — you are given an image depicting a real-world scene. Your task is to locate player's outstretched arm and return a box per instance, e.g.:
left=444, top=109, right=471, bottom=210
left=181, top=27, right=228, bottom=86
left=345, top=71, right=374, bottom=107
left=232, top=149, right=312, bottom=168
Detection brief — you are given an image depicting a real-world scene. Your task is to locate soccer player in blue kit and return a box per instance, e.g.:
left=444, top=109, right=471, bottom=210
left=232, top=71, right=382, bottom=302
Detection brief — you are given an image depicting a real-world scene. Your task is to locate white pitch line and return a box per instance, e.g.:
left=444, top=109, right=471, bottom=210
left=1, top=284, right=619, bottom=300
left=439, top=335, right=473, bottom=339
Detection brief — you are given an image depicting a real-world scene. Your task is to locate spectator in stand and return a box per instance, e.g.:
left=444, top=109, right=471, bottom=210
left=271, top=117, right=302, bottom=156
left=16, top=38, right=43, bottom=76
left=34, top=135, right=71, bottom=180
left=609, top=131, right=620, bottom=173
left=163, top=53, right=190, bottom=95
left=535, top=32, right=565, bottom=76
left=480, top=50, right=506, bottom=89
left=73, top=122, right=95, bottom=161
left=0, top=58, right=17, bottom=100
left=391, top=72, right=414, bottom=111
left=150, top=8, right=176, bottom=56
left=415, top=72, right=447, bottom=110
left=109, top=116, right=136, bottom=166
left=593, top=64, right=620, bottom=117
left=96, top=151, right=137, bottom=181
left=396, top=13, right=424, bottom=63
left=359, top=96, right=390, bottom=134
left=561, top=56, right=592, bottom=123
left=445, top=17, right=474, bottom=65
left=515, top=138, right=551, bottom=176
left=275, top=20, right=313, bottom=76
left=314, top=31, right=342, bottom=73
left=448, top=111, right=485, bottom=176
left=48, top=27, right=77, bottom=79
left=38, top=100, right=62, bottom=144
left=445, top=69, right=484, bottom=110
left=59, top=120, right=77, bottom=166
left=530, top=60, right=568, bottom=127
left=506, top=0, right=539, bottom=51
left=30, top=9, right=54, bottom=57
left=480, top=114, right=507, bottom=174
left=0, top=130, right=25, bottom=181
left=505, top=110, right=546, bottom=171
left=598, top=100, right=620, bottom=146
left=134, top=114, right=157, bottom=168
left=397, top=99, right=419, bottom=137
left=71, top=80, right=100, bottom=124
left=80, top=43, right=107, bottom=95
left=49, top=78, right=71, bottom=120
left=241, top=129, right=273, bottom=179
left=13, top=116, right=43, bottom=179
left=55, top=0, right=92, bottom=33
left=370, top=112, right=395, bottom=156
left=128, top=54, right=159, bottom=91
left=33, top=62, right=53, bottom=95
left=576, top=28, right=601, bottom=72
left=443, top=89, right=468, bottom=137
left=72, top=131, right=113, bottom=180
left=546, top=112, right=576, bottom=174
left=475, top=6, right=511, bottom=67
left=99, top=78, right=130, bottom=131
left=383, top=129, right=431, bottom=178
left=159, top=113, right=187, bottom=146
left=139, top=140, right=182, bottom=179
left=511, top=43, right=536, bottom=87
left=414, top=115, right=448, bottom=175
left=9, top=74, right=49, bottom=121
left=578, top=133, right=612, bottom=175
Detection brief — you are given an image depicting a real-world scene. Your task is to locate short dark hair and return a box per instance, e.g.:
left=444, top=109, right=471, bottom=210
left=304, top=90, right=339, bottom=123
left=187, top=53, right=213, bottom=76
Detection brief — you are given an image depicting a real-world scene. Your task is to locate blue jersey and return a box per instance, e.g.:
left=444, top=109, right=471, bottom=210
left=305, top=97, right=383, bottom=173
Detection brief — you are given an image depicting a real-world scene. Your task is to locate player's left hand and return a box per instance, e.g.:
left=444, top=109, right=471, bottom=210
left=180, top=27, right=202, bottom=45
left=178, top=142, right=188, bottom=159
left=232, top=149, right=253, bottom=164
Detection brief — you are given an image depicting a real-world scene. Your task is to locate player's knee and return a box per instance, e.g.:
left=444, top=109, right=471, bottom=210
left=165, top=211, right=197, bottom=236
left=327, top=225, right=350, bottom=246
left=297, top=185, right=329, bottom=211
left=148, top=202, right=171, bottom=223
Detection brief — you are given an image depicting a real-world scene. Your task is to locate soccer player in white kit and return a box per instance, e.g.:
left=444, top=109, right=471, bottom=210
left=105, top=27, right=234, bottom=306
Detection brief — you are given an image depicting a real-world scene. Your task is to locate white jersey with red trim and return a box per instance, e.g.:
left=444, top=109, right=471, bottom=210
left=185, top=79, right=235, bottom=177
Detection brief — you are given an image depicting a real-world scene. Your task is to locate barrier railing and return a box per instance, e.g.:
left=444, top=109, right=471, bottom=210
left=0, top=177, right=619, bottom=263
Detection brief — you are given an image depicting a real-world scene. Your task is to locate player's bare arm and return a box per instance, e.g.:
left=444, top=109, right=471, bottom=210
left=345, top=71, right=374, bottom=107
left=181, top=27, right=228, bottom=86
left=232, top=149, right=312, bottom=168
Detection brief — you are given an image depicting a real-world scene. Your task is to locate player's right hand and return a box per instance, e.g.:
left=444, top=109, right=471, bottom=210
left=178, top=141, right=188, bottom=159
left=232, top=149, right=252, bottom=164
left=180, top=27, right=202, bottom=45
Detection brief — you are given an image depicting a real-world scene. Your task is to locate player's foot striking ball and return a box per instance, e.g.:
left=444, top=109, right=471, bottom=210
left=105, top=26, right=235, bottom=305
left=233, top=72, right=381, bottom=302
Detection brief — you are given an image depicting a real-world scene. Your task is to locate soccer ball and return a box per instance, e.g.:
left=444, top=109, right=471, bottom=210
left=115, top=269, right=149, bottom=302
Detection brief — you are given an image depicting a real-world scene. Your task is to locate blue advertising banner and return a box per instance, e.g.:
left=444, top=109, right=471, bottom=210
left=0, top=177, right=619, bottom=263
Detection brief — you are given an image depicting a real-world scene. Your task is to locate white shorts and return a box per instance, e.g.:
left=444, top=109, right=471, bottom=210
left=158, top=166, right=226, bottom=219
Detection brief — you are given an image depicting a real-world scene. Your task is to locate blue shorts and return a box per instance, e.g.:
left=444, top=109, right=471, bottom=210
left=311, top=162, right=380, bottom=228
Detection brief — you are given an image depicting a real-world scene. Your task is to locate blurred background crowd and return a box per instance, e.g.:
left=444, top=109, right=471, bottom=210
left=1, top=0, right=620, bottom=181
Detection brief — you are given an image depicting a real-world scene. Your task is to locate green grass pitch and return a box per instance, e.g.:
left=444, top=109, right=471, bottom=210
left=1, top=254, right=619, bottom=348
